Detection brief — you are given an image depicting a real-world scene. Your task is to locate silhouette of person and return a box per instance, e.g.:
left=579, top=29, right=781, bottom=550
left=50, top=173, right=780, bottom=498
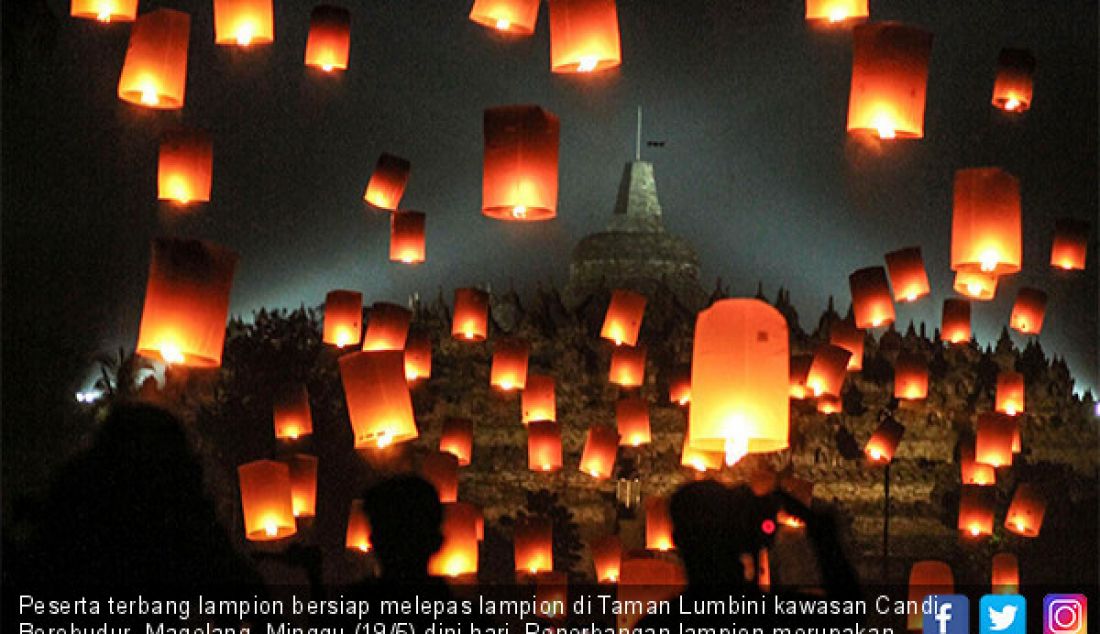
left=360, top=475, right=444, bottom=582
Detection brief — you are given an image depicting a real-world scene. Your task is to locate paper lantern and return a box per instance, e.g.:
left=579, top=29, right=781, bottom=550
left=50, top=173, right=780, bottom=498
left=617, top=558, right=685, bottom=630
left=601, top=289, right=646, bottom=346
left=590, top=535, right=622, bottom=583
left=609, top=344, right=646, bottom=388
left=958, top=485, right=995, bottom=538
left=941, top=299, right=972, bottom=344
left=991, top=553, right=1019, bottom=594
left=71, top=0, right=138, bottom=22
left=304, top=5, right=351, bottom=72
left=777, top=476, right=814, bottom=528
left=237, top=460, right=296, bottom=541
left=403, top=330, right=432, bottom=382
left=894, top=351, right=928, bottom=400
left=527, top=421, right=562, bottom=472
left=548, top=0, right=621, bottom=74
left=285, top=453, right=318, bottom=519
left=323, top=290, right=363, bottom=347
left=975, top=413, right=1015, bottom=468
left=668, top=367, right=691, bottom=405
left=847, top=22, right=933, bottom=139
left=992, top=48, right=1035, bottom=113
left=428, top=502, right=480, bottom=579
left=452, top=288, right=490, bottom=341
left=645, top=496, right=673, bottom=552
left=449, top=501, right=485, bottom=543
left=689, top=299, right=789, bottom=466
left=1009, top=287, right=1048, bottom=335
left=421, top=451, right=459, bottom=504
left=158, top=129, right=213, bottom=205
left=491, top=337, right=529, bottom=390
left=136, top=238, right=238, bottom=367
left=829, top=319, right=865, bottom=371
left=816, top=395, right=842, bottom=414
left=616, top=397, right=651, bottom=447
left=214, top=0, right=273, bottom=46
left=522, top=374, right=556, bottom=423
left=117, top=9, right=189, bottom=109
left=806, top=344, right=851, bottom=398
left=273, top=383, right=312, bottom=440
left=338, top=350, right=417, bottom=449
left=363, top=153, right=411, bottom=211
left=995, top=371, right=1025, bottom=417
left=804, top=0, right=867, bottom=24
left=1050, top=218, right=1089, bottom=270
left=1005, top=483, right=1045, bottom=537
left=483, top=105, right=559, bottom=221
left=959, top=439, right=995, bottom=486
left=953, top=270, right=999, bottom=301
left=680, top=428, right=724, bottom=472
left=579, top=426, right=619, bottom=479
left=865, top=417, right=904, bottom=463
left=907, top=561, right=953, bottom=631
left=849, top=266, right=896, bottom=328
left=362, top=302, right=412, bottom=351
left=390, top=211, right=426, bottom=265
left=514, top=517, right=553, bottom=574
left=885, top=247, right=930, bottom=302
left=951, top=168, right=1022, bottom=275
left=345, top=499, right=372, bottom=552
left=439, top=417, right=473, bottom=466
left=788, top=353, right=814, bottom=400
left=469, top=0, right=540, bottom=35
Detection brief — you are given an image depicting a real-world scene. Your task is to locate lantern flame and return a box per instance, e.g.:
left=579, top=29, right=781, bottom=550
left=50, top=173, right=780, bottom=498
left=828, top=8, right=847, bottom=22
left=1005, top=404, right=1017, bottom=417
left=869, top=448, right=882, bottom=461
left=966, top=281, right=983, bottom=297
left=336, top=331, right=351, bottom=348
left=496, top=18, right=510, bottom=30
left=264, top=521, right=278, bottom=537
left=500, top=378, right=514, bottom=391
left=905, top=290, right=917, bottom=302
left=872, top=113, right=896, bottom=140
left=140, top=85, right=160, bottom=106
left=358, top=542, right=370, bottom=552
left=322, top=63, right=333, bottom=72
left=1004, top=98, right=1020, bottom=111
left=968, top=525, right=980, bottom=537
left=97, top=3, right=112, bottom=21
left=577, top=56, right=599, bottom=72
left=723, top=432, right=748, bottom=467
left=376, top=429, right=392, bottom=449
left=160, top=342, right=184, bottom=365
left=236, top=23, right=255, bottom=46
left=979, top=250, right=1000, bottom=272
left=512, top=205, right=527, bottom=219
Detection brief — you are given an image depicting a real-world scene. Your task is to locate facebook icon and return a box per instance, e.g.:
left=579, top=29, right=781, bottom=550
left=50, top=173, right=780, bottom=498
left=924, top=595, right=970, bottom=634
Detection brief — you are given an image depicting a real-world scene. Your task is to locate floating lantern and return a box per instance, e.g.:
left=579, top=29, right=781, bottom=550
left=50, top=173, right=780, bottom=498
left=338, top=350, right=417, bottom=449
left=579, top=426, right=619, bottom=479
left=817, top=395, right=842, bottom=414
left=136, top=238, right=238, bottom=367
left=491, top=337, right=529, bottom=390
left=894, top=352, right=928, bottom=400
left=304, top=5, right=351, bottom=72
left=953, top=270, right=999, bottom=301
left=548, top=0, right=621, bottom=74
left=847, top=22, right=933, bottom=140
left=958, top=486, right=995, bottom=538
left=992, top=48, right=1035, bottom=113
left=805, top=0, right=868, bottom=25
left=1004, top=483, right=1045, bottom=537
left=941, top=299, right=972, bottom=344
left=865, top=417, right=904, bottom=463
left=285, top=453, right=318, bottom=519
left=469, top=0, right=540, bottom=35
left=429, top=502, right=480, bottom=579
left=907, top=561, right=953, bottom=631
left=117, top=9, right=190, bottom=109
left=345, top=499, right=371, bottom=552
left=829, top=320, right=865, bottom=371
left=849, top=266, right=896, bottom=328
left=71, top=0, right=138, bottom=22
left=951, top=168, right=1022, bottom=276
left=421, top=451, right=459, bottom=504
left=273, top=383, right=312, bottom=440
left=514, top=517, right=553, bottom=574
left=645, top=496, right=674, bottom=552
left=617, top=558, right=686, bottom=630
left=1009, top=287, right=1048, bottom=335
left=1050, top=218, right=1089, bottom=270
left=777, top=476, right=814, bottom=528
left=995, top=371, right=1025, bottom=417
left=601, top=289, right=646, bottom=346
left=806, top=344, right=851, bottom=398
left=616, top=397, right=651, bottom=447
left=609, top=344, right=646, bottom=387
left=323, top=290, right=363, bottom=348
left=590, top=534, right=622, bottom=583
left=448, top=501, right=485, bottom=543
left=975, top=413, right=1015, bottom=468
left=237, top=460, right=296, bottom=541
left=688, top=299, right=789, bottom=466
left=404, top=330, right=432, bottom=382
left=483, top=105, right=559, bottom=221
left=522, top=374, right=556, bottom=423
left=439, top=417, right=473, bottom=466
left=885, top=247, right=930, bottom=302
left=959, top=440, right=995, bottom=486
left=668, top=367, right=691, bottom=405
left=528, top=421, right=562, bottom=472
left=452, top=288, right=490, bottom=341
left=789, top=354, right=814, bottom=400
left=991, top=553, right=1019, bottom=594
left=390, top=211, right=426, bottom=265
left=362, top=302, right=412, bottom=351
left=363, top=153, right=411, bottom=211
left=213, top=0, right=274, bottom=46
left=158, top=129, right=213, bottom=205
left=681, top=428, right=724, bottom=472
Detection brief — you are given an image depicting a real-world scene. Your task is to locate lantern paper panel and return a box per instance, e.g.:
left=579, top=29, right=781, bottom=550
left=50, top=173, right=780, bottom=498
left=975, top=413, right=1015, bottom=468
left=213, top=0, right=274, bottom=46
left=847, top=22, right=933, bottom=139
left=323, top=290, right=363, bottom=347
left=590, top=534, right=622, bottom=583
left=285, top=453, right=318, bottom=519
left=579, top=426, right=619, bottom=479
left=404, top=330, right=432, bottom=382
left=1005, top=483, right=1046, bottom=537
left=991, top=553, right=1019, bottom=594
left=548, top=0, right=621, bottom=74
left=609, top=344, right=646, bottom=387
left=804, top=0, right=868, bottom=24
left=849, top=266, right=896, bottom=328
left=346, top=499, right=372, bottom=552
left=951, top=167, right=1023, bottom=276
left=305, top=5, right=351, bottom=72
left=907, top=561, right=954, bottom=631
left=421, top=451, right=459, bottom=504
left=992, top=48, right=1035, bottom=113
left=865, top=417, right=904, bottom=463
left=601, top=289, right=646, bottom=346
left=894, top=351, right=928, bottom=400
left=390, top=211, right=426, bottom=265
left=338, top=350, right=418, bottom=449
left=158, top=129, right=213, bottom=205
left=953, top=270, right=999, bottom=301
left=469, top=0, right=540, bottom=35
left=616, top=397, right=651, bottom=446
left=668, top=367, right=691, bottom=405
left=806, top=344, right=851, bottom=399
left=273, top=383, right=313, bottom=440
left=483, top=105, right=559, bottom=221
left=439, top=417, right=474, bottom=466
left=789, top=353, right=814, bottom=400
left=72, top=0, right=138, bottom=22
left=428, top=502, right=480, bottom=579
left=958, top=486, right=995, bottom=538
left=617, top=558, right=686, bottom=631
left=885, top=247, right=931, bottom=302
left=1009, top=287, right=1048, bottom=335
left=1050, top=218, right=1089, bottom=270
left=514, top=518, right=553, bottom=574
left=522, top=374, right=556, bottom=423
left=645, top=496, right=674, bottom=552
left=829, top=319, right=865, bottom=371
left=941, top=299, right=972, bottom=344
left=117, top=9, right=190, bottom=109
left=995, top=371, right=1025, bottom=416
left=528, top=421, right=562, bottom=472
left=491, top=337, right=529, bottom=390
left=364, top=153, right=411, bottom=211
left=362, top=302, right=412, bottom=351
left=960, top=440, right=995, bottom=486
left=238, top=460, right=296, bottom=541
left=452, top=288, right=490, bottom=341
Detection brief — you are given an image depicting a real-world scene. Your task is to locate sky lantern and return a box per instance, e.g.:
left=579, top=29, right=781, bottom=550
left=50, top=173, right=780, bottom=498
left=213, top=0, right=273, bottom=47
left=404, top=330, right=432, bottom=382
left=894, top=351, right=928, bottom=400
left=689, top=299, right=789, bottom=467
left=777, top=476, right=814, bottom=528
left=390, top=211, right=426, bottom=265
left=1005, top=483, right=1046, bottom=537
left=847, top=22, right=933, bottom=140
left=668, top=367, right=691, bottom=405
left=788, top=354, right=814, bottom=400
left=345, top=500, right=371, bottom=552
left=1050, top=218, right=1089, bottom=270
left=865, top=417, right=904, bottom=464
left=959, top=439, right=995, bottom=486
left=992, top=48, right=1035, bottom=113
left=71, top=0, right=138, bottom=22
left=514, top=517, right=553, bottom=575
left=995, top=371, right=1025, bottom=417
left=528, top=421, right=562, bottom=472
left=548, top=0, right=621, bottom=74
left=907, top=561, right=953, bottom=631
left=951, top=168, right=1023, bottom=276
left=158, top=129, right=213, bottom=205
left=364, top=153, right=411, bottom=211
left=953, top=270, right=998, bottom=301
left=136, top=238, right=237, bottom=367
left=590, top=535, right=622, bottom=583
left=117, top=9, right=189, bottom=109
left=469, top=0, right=540, bottom=35
left=975, top=413, right=1015, bottom=468
left=816, top=395, right=842, bottom=414
left=522, top=373, right=556, bottom=423
left=483, top=105, right=559, bottom=221
left=439, top=417, right=473, bottom=466
left=804, top=0, right=868, bottom=25
left=616, top=397, right=651, bottom=447
left=806, top=344, right=851, bottom=399
left=285, top=453, right=318, bottom=519
left=429, top=502, right=480, bottom=579
left=849, top=266, right=896, bottom=328
left=323, top=290, right=363, bottom=348
left=452, top=288, right=490, bottom=341
left=450, top=501, right=485, bottom=543
left=237, top=460, right=296, bottom=541
left=421, top=451, right=460, bottom=504
left=579, top=426, right=619, bottom=479
left=940, top=299, right=971, bottom=344
left=829, top=319, right=865, bottom=371
left=1009, top=287, right=1048, bottom=335
left=304, top=5, right=351, bottom=72
left=491, top=337, right=529, bottom=390
left=991, top=553, right=1019, bottom=594
left=338, top=350, right=417, bottom=449
left=885, top=247, right=931, bottom=302
left=957, top=486, right=995, bottom=538
left=645, top=496, right=674, bottom=552
left=601, top=289, right=646, bottom=346
left=362, top=302, right=412, bottom=351
left=617, top=558, right=686, bottom=630
left=609, top=344, right=646, bottom=387
left=273, top=383, right=312, bottom=440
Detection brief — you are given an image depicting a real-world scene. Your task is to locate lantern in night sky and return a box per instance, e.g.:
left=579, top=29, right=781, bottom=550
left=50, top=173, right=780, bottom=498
left=616, top=397, right=651, bottom=447
left=1050, top=218, right=1089, bottom=270
left=429, top=502, right=480, bottom=579
left=894, top=351, right=928, bottom=400
left=609, top=344, right=646, bottom=387
left=514, top=517, right=553, bottom=575
left=865, top=417, right=904, bottom=463
left=668, top=367, right=691, bottom=405
left=323, top=290, right=363, bottom=348
left=390, top=211, right=426, bottom=265
left=804, top=0, right=868, bottom=25
left=849, top=266, right=896, bottom=328
left=285, top=453, right=318, bottom=519
left=885, top=247, right=930, bottom=302
left=1009, top=287, right=1048, bottom=335
left=364, top=153, right=411, bottom=211
left=806, top=344, right=852, bottom=399
left=789, top=353, right=814, bottom=400
left=117, top=9, right=190, bottom=109
left=951, top=168, right=1022, bottom=276
left=71, top=0, right=137, bottom=22
left=991, top=553, right=1019, bottom=594
left=940, top=299, right=971, bottom=344
left=959, top=439, right=995, bottom=486
left=548, top=0, right=621, bottom=74
left=522, top=373, right=556, bottom=423
left=995, top=371, right=1025, bottom=417
left=645, top=496, right=674, bottom=552
left=579, top=426, right=619, bottom=479
left=338, top=350, right=417, bottom=449
left=953, top=270, right=999, bottom=301
left=158, top=129, right=213, bottom=205
left=816, top=395, right=842, bottom=414
left=304, top=5, right=351, bottom=72
left=452, top=288, right=490, bottom=341
left=421, top=451, right=459, bottom=504
left=214, top=0, right=273, bottom=46
left=136, top=238, right=238, bottom=367
left=907, top=561, right=953, bottom=631
left=273, top=383, right=312, bottom=440
left=527, top=421, right=562, bottom=472
left=482, top=105, right=559, bottom=220
left=469, top=0, right=540, bottom=35
left=975, top=413, right=1015, bottom=468
left=362, top=302, right=412, bottom=351
left=1005, top=483, right=1045, bottom=537
left=590, top=534, right=622, bottom=583
left=237, top=460, right=296, bottom=541
left=992, top=48, right=1035, bottom=113
left=601, top=289, right=646, bottom=346
left=829, top=319, right=865, bottom=371
left=404, top=330, right=432, bottom=382
left=345, top=500, right=371, bottom=552
left=688, top=299, right=789, bottom=466
left=491, top=337, right=529, bottom=390
left=847, top=22, right=933, bottom=140
left=957, top=485, right=995, bottom=538
left=439, top=417, right=473, bottom=466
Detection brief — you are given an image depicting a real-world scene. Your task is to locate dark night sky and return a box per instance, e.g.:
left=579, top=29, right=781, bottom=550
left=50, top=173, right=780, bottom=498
left=3, top=0, right=1098, bottom=436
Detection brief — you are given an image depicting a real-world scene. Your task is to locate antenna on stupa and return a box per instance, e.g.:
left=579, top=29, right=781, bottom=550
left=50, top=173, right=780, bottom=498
left=635, top=105, right=642, bottom=161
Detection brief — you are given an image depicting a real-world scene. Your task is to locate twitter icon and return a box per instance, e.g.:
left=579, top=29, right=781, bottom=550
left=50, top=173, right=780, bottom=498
left=981, top=595, right=1026, bottom=634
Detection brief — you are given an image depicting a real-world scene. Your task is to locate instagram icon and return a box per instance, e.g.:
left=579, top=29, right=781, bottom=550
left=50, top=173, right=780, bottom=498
left=1045, top=595, right=1087, bottom=634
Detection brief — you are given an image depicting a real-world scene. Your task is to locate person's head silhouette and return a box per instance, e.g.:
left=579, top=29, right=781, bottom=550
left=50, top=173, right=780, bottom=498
left=670, top=480, right=764, bottom=587
left=361, top=475, right=443, bottom=581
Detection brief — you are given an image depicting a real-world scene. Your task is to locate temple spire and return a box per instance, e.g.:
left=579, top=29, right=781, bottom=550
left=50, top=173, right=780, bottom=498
left=635, top=105, right=642, bottom=161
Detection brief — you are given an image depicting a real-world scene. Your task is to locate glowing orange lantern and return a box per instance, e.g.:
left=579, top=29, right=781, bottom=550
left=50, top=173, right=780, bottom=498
left=681, top=428, right=724, bottom=473
left=992, top=48, right=1035, bottom=113
left=514, top=517, right=553, bottom=574
left=645, top=496, right=674, bottom=552
left=390, top=211, right=426, bottom=265
left=136, top=238, right=237, bottom=367
left=616, top=397, right=651, bottom=447
left=522, top=374, right=556, bottom=423
left=404, top=330, right=432, bottom=382
left=805, top=0, right=867, bottom=25
left=941, top=299, right=971, bottom=344
left=806, top=344, right=851, bottom=398
left=894, top=352, right=928, bottom=400
left=364, top=153, right=411, bottom=211
left=483, top=105, right=559, bottom=221
left=688, top=299, right=789, bottom=466
left=469, top=0, right=540, bottom=35
left=71, top=0, right=137, bottom=22
left=991, top=553, right=1019, bottom=594
left=548, top=0, right=621, bottom=74
left=777, top=476, right=814, bottom=528
left=1004, top=483, right=1045, bottom=537
left=907, top=561, right=953, bottom=631
left=590, top=534, right=622, bottom=583
left=491, top=337, right=529, bottom=390
left=951, top=167, right=1022, bottom=276
left=975, top=413, right=1014, bottom=468
left=429, top=502, right=480, bottom=579
left=1050, top=218, right=1089, bottom=270
left=117, top=9, right=190, bottom=109
left=847, top=22, right=933, bottom=140
left=953, top=270, right=999, bottom=301
left=214, top=0, right=273, bottom=46
left=273, top=383, right=312, bottom=440
left=237, top=460, right=296, bottom=541
left=158, top=129, right=213, bottom=205
left=829, top=320, right=865, bottom=371
left=958, top=486, right=995, bottom=538
left=304, top=5, right=351, bottom=72
left=527, top=421, right=562, bottom=472
left=609, top=344, right=646, bottom=387
left=849, top=266, right=896, bottom=328
left=579, top=426, right=618, bottom=479
left=995, top=371, right=1025, bottom=417
left=362, top=302, right=412, bottom=351
left=865, top=417, right=904, bottom=463
left=960, top=440, right=995, bottom=486
left=817, top=395, right=842, bottom=414
left=601, top=289, right=645, bottom=346
left=285, top=453, right=318, bottom=519
left=439, top=417, right=473, bottom=466
left=452, top=288, right=490, bottom=341
left=323, top=290, right=363, bottom=348
left=421, top=451, right=459, bottom=504
left=617, top=558, right=685, bottom=630
left=789, top=354, right=814, bottom=399
left=668, top=367, right=691, bottom=405
left=885, top=247, right=930, bottom=302
left=338, top=350, right=417, bottom=449
left=1009, top=287, right=1047, bottom=335
left=345, top=499, right=372, bottom=552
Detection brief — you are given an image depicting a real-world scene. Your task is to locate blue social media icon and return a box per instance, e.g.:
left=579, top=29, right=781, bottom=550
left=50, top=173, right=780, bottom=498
left=981, top=595, right=1026, bottom=634
left=925, top=595, right=970, bottom=634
